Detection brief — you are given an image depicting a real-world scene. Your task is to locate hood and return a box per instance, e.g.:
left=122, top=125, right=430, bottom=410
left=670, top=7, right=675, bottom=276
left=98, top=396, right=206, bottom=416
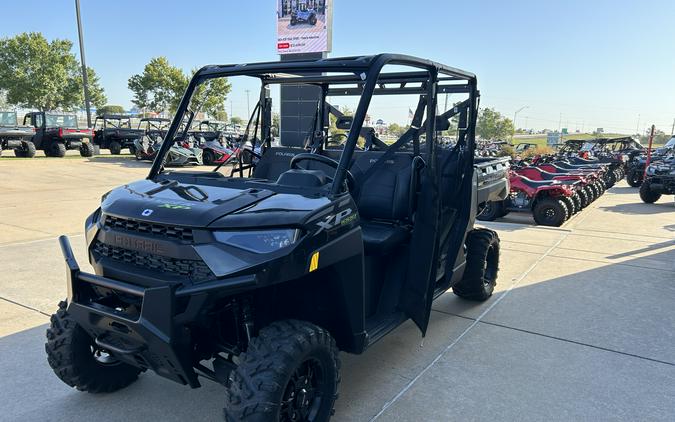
left=101, top=178, right=331, bottom=229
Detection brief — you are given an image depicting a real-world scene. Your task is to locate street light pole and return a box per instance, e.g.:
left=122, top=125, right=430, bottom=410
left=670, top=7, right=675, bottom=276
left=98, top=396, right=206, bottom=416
left=512, top=105, right=528, bottom=141
left=75, top=0, right=92, bottom=128
left=245, top=89, right=250, bottom=118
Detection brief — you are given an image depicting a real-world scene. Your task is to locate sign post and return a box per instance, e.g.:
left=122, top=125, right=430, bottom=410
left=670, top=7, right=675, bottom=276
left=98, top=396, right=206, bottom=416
left=277, top=0, right=333, bottom=147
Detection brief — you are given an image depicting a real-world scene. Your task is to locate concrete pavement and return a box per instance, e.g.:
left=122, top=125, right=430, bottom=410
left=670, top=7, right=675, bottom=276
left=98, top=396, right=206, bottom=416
left=0, top=156, right=674, bottom=421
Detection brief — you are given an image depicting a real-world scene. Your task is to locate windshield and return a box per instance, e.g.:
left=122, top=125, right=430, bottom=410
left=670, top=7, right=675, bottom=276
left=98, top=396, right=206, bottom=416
left=46, top=114, right=78, bottom=128
left=0, top=111, right=17, bottom=126
left=150, top=58, right=478, bottom=196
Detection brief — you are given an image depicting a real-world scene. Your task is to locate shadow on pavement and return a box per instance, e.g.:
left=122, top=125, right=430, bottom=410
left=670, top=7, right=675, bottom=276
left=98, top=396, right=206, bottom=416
left=599, top=201, right=675, bottom=215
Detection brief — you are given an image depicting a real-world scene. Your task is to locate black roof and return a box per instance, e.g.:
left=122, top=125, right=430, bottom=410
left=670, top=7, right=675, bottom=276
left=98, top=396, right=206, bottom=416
left=195, top=53, right=477, bottom=83
left=96, top=114, right=132, bottom=120
left=139, top=117, right=171, bottom=122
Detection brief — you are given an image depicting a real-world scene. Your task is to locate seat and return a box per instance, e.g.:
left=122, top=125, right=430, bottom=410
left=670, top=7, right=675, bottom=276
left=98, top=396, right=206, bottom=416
left=350, top=152, right=415, bottom=255
left=515, top=175, right=560, bottom=188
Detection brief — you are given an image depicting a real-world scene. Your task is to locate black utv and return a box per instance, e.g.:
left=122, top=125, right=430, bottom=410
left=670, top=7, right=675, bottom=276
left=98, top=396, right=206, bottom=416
left=23, top=111, right=95, bottom=157
left=639, top=155, right=675, bottom=203
left=0, top=110, right=35, bottom=157
left=47, top=54, right=502, bottom=421
left=93, top=114, right=145, bottom=155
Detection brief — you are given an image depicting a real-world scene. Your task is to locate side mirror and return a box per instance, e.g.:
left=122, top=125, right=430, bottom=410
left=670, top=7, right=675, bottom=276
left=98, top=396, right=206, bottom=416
left=335, top=116, right=353, bottom=130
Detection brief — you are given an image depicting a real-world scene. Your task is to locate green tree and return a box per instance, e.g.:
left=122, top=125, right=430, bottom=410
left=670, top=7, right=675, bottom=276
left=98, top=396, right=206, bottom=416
left=476, top=108, right=514, bottom=140
left=189, top=69, right=231, bottom=118
left=230, top=116, right=244, bottom=125
left=0, top=32, right=106, bottom=111
left=97, top=104, right=125, bottom=116
left=213, top=110, right=228, bottom=121
left=85, top=67, right=107, bottom=109
left=387, top=122, right=408, bottom=138
left=128, top=57, right=187, bottom=113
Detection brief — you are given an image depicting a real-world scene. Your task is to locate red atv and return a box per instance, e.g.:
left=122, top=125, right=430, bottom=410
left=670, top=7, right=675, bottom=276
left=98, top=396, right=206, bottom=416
left=534, top=163, right=606, bottom=197
left=514, top=166, right=598, bottom=209
left=478, top=171, right=579, bottom=226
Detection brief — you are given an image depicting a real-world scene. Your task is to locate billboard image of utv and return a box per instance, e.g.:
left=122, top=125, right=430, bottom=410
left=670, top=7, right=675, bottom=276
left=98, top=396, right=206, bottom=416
left=277, top=0, right=333, bottom=54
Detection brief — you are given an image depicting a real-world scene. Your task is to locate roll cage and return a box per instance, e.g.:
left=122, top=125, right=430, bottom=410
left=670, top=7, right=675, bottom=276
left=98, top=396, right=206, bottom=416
left=150, top=54, right=479, bottom=195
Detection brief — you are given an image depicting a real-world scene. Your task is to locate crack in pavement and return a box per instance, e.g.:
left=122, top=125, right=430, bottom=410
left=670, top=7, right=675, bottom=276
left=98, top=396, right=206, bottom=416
left=432, top=309, right=675, bottom=368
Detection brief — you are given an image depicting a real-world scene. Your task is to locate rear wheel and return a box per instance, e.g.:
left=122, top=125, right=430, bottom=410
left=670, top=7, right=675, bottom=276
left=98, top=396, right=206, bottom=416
left=533, top=198, right=568, bottom=226
left=571, top=193, right=582, bottom=213
left=639, top=180, right=662, bottom=203
left=225, top=320, right=340, bottom=422
left=80, top=142, right=95, bottom=157
left=583, top=185, right=595, bottom=202
left=453, top=228, right=500, bottom=301
left=128, top=144, right=136, bottom=156
left=577, top=188, right=590, bottom=208
left=109, top=141, right=122, bottom=155
left=202, top=149, right=216, bottom=166
left=561, top=196, right=576, bottom=214
left=309, top=15, right=317, bottom=25
left=51, top=142, right=66, bottom=157
left=45, top=301, right=141, bottom=393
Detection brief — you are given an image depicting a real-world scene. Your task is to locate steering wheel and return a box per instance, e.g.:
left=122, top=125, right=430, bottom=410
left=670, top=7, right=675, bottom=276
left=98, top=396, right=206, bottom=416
left=290, top=153, right=355, bottom=191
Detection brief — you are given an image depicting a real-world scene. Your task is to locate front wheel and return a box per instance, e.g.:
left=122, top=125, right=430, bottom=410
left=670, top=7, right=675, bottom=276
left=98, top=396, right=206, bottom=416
left=225, top=320, right=340, bottom=422
left=309, top=15, right=317, bottom=25
left=202, top=149, right=216, bottom=166
left=533, top=198, right=568, bottom=226
left=45, top=301, right=141, bottom=393
left=476, top=201, right=503, bottom=221
left=639, top=180, right=662, bottom=203
left=453, top=228, right=500, bottom=301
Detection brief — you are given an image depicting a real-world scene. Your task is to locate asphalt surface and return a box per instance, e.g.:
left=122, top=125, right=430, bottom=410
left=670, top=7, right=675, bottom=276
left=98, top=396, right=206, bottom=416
left=0, top=155, right=674, bottom=421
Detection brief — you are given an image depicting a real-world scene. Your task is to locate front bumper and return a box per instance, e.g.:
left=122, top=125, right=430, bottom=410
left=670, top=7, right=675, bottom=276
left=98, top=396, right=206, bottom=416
left=59, top=235, right=255, bottom=388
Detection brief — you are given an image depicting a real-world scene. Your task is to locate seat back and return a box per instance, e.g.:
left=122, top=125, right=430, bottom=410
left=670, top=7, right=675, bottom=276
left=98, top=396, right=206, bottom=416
left=351, top=151, right=414, bottom=221
left=252, top=147, right=303, bottom=180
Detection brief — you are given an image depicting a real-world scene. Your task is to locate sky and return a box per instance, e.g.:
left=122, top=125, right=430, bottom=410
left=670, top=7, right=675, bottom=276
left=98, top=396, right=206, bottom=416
left=1, top=0, right=674, bottom=135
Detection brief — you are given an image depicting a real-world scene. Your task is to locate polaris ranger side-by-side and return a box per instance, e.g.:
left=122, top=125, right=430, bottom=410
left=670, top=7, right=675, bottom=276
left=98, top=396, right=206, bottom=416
left=0, top=111, right=35, bottom=157
left=93, top=114, right=146, bottom=155
left=46, top=55, right=506, bottom=421
left=23, top=111, right=95, bottom=157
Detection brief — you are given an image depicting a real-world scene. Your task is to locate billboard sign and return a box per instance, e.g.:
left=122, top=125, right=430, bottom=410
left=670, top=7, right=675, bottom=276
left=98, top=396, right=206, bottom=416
left=277, top=0, right=333, bottom=54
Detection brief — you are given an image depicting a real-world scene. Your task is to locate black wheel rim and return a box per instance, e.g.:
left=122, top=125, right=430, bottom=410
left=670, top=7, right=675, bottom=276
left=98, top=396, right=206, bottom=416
left=542, top=206, right=557, bottom=222
left=281, top=357, right=325, bottom=422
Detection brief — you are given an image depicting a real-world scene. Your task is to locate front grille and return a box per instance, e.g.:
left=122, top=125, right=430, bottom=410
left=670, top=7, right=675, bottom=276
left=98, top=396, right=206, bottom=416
left=93, top=241, right=214, bottom=283
left=104, top=215, right=194, bottom=241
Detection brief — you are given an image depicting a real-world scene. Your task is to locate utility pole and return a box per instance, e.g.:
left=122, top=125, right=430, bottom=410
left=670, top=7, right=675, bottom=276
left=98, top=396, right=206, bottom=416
left=671, top=118, right=674, bottom=135
left=512, top=105, right=528, bottom=141
left=245, top=90, right=251, bottom=117
left=636, top=114, right=640, bottom=134
left=75, top=0, right=92, bottom=128
left=230, top=100, right=233, bottom=123
left=558, top=113, right=562, bottom=132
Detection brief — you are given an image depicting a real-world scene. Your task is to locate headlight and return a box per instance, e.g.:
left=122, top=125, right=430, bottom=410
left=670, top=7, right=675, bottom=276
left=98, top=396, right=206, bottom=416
left=214, top=229, right=300, bottom=253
